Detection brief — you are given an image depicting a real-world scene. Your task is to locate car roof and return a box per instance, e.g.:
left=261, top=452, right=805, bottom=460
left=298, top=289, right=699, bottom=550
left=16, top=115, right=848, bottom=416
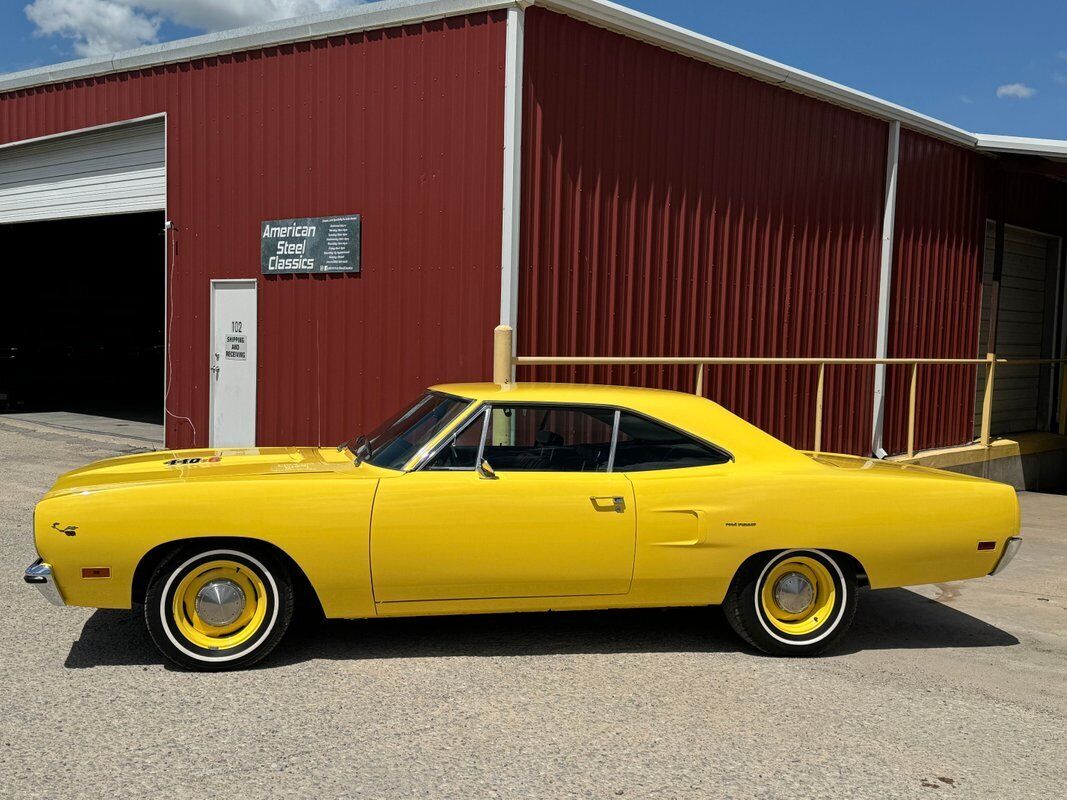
left=430, top=382, right=810, bottom=465
left=433, top=381, right=690, bottom=405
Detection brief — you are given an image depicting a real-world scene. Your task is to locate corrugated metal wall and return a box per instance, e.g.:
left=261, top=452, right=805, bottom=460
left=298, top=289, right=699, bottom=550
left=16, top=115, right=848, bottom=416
left=517, top=7, right=887, bottom=454
left=883, top=131, right=986, bottom=454
left=0, top=13, right=508, bottom=448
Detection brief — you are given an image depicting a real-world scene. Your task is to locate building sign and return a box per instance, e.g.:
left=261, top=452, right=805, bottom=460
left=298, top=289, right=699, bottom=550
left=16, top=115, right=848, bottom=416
left=225, top=333, right=247, bottom=360
left=260, top=215, right=361, bottom=274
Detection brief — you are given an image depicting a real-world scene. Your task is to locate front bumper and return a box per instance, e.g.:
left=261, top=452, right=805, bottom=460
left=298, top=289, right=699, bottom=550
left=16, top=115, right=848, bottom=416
left=24, top=559, right=65, bottom=606
left=990, top=536, right=1023, bottom=576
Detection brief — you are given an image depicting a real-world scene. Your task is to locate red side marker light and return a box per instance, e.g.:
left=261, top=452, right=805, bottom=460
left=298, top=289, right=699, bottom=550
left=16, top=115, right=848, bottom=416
left=82, top=567, right=111, bottom=579
left=977, top=541, right=996, bottom=551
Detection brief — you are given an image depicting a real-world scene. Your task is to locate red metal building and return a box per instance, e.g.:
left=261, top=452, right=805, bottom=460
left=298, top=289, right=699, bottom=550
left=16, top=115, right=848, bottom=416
left=0, top=0, right=1064, bottom=460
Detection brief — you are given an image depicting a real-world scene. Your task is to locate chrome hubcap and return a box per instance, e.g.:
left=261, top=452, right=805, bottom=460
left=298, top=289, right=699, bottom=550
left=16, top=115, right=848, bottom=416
left=195, top=579, right=246, bottom=627
left=773, top=571, right=815, bottom=615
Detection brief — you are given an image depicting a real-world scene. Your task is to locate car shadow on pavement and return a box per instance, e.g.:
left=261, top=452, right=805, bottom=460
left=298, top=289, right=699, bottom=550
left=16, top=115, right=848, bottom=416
left=835, top=587, right=1019, bottom=655
left=63, top=587, right=1017, bottom=670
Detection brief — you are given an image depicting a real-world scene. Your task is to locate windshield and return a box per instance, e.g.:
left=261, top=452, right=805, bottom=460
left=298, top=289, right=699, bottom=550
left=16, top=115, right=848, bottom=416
left=349, top=392, right=471, bottom=470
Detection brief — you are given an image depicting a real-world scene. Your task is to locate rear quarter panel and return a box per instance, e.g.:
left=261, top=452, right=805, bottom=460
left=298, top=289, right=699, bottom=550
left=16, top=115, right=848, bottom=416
left=807, top=463, right=1020, bottom=588
left=34, top=474, right=378, bottom=618
left=627, top=459, right=1019, bottom=604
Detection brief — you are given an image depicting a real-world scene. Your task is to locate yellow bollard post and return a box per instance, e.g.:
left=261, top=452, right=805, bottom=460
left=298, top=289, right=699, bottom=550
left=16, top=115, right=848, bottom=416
left=907, top=361, right=918, bottom=459
left=493, top=325, right=513, bottom=386
left=813, top=362, right=825, bottom=454
left=980, top=354, right=996, bottom=447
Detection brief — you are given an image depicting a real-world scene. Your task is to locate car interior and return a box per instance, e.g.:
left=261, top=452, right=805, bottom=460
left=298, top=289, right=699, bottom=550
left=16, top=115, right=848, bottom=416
left=427, top=406, right=729, bottom=472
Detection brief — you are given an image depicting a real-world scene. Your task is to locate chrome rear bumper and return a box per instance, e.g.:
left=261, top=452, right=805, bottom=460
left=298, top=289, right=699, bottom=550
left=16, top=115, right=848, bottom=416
left=990, top=536, right=1023, bottom=576
left=24, top=559, right=65, bottom=606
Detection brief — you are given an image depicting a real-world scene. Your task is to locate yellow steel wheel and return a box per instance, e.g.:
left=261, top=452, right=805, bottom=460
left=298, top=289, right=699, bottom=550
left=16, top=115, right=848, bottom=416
left=759, top=555, right=836, bottom=637
left=170, top=559, right=268, bottom=651
left=147, top=547, right=293, bottom=671
left=724, top=548, right=857, bottom=657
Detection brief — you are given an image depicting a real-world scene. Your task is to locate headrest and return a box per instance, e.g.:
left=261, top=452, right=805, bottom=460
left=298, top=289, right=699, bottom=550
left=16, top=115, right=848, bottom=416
left=535, top=430, right=564, bottom=447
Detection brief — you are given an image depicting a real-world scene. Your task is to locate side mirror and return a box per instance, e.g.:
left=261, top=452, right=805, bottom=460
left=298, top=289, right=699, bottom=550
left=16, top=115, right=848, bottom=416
left=477, top=459, right=498, bottom=480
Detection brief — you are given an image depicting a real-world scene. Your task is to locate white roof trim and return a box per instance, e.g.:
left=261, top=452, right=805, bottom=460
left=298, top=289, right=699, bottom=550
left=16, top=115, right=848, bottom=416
left=0, top=0, right=517, bottom=92
left=0, top=0, right=1064, bottom=155
left=974, top=134, right=1067, bottom=159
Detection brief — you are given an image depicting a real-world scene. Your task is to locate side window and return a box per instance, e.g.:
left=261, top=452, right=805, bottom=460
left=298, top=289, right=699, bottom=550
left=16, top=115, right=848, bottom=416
left=482, top=405, right=616, bottom=472
left=425, top=410, right=487, bottom=471
left=612, top=412, right=729, bottom=472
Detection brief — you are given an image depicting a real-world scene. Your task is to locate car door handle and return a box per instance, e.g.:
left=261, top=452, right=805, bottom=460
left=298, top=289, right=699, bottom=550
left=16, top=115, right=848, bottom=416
left=591, top=496, right=626, bottom=513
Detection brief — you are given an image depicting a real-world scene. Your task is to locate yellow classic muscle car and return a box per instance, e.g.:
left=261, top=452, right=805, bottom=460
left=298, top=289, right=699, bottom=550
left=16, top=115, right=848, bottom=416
left=25, top=383, right=1021, bottom=670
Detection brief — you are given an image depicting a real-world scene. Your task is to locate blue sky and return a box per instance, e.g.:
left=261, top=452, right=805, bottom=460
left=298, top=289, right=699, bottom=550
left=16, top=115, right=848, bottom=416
left=2, top=0, right=1064, bottom=139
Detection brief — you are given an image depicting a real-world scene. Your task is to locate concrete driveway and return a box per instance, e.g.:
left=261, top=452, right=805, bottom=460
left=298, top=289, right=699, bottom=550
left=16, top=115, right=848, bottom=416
left=1, top=419, right=1064, bottom=799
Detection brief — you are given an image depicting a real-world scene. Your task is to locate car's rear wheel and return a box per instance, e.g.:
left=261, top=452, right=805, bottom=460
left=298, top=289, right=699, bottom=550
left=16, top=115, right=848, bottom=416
left=723, top=549, right=857, bottom=656
left=145, top=546, right=293, bottom=671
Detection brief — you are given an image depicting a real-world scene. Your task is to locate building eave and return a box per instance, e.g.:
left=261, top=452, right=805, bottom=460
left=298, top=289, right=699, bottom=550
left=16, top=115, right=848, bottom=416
left=0, top=0, right=518, bottom=93
left=974, top=134, right=1067, bottom=161
left=0, top=0, right=1062, bottom=155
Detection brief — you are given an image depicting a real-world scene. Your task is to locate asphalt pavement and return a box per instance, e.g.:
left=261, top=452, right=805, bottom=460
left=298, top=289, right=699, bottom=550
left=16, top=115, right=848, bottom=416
left=1, top=418, right=1064, bottom=799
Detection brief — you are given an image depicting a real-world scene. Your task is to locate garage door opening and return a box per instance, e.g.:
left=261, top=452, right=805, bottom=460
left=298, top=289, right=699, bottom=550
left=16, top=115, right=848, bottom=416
left=975, top=222, right=1065, bottom=439
left=0, top=211, right=165, bottom=434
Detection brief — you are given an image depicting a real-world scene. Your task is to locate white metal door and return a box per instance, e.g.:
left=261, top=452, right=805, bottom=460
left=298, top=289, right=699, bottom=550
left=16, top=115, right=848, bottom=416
left=210, top=280, right=257, bottom=447
left=0, top=117, right=165, bottom=224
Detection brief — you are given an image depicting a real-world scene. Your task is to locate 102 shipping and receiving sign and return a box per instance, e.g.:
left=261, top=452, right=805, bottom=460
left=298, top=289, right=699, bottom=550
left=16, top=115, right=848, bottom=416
left=261, top=215, right=361, bottom=275
left=225, top=329, right=247, bottom=360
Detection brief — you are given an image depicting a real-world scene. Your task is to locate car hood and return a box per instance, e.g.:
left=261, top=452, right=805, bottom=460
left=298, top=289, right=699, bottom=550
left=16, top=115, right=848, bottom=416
left=45, top=446, right=373, bottom=497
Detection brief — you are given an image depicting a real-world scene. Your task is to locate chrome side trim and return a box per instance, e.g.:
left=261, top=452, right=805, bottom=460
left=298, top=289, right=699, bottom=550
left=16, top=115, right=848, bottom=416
left=24, top=559, right=65, bottom=606
left=990, top=536, right=1022, bottom=576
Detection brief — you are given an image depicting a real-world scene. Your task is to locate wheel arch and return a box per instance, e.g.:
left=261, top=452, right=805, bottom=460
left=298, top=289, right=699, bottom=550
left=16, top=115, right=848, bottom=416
left=131, top=536, right=324, bottom=618
left=729, top=547, right=869, bottom=592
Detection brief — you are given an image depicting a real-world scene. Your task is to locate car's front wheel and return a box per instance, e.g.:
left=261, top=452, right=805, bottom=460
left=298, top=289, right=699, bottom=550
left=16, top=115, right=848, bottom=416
left=723, top=549, right=857, bottom=656
left=145, top=545, right=294, bottom=671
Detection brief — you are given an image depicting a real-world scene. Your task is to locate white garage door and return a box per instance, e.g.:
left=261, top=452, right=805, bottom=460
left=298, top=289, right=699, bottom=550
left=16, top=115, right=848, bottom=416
left=0, top=118, right=164, bottom=224
left=976, top=222, right=1062, bottom=436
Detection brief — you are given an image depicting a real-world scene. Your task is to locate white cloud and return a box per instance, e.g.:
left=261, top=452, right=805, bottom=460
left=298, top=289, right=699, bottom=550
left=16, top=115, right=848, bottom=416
left=1059, top=51, right=1067, bottom=60
left=959, top=94, right=973, bottom=104
left=25, top=0, right=162, bottom=56
left=1055, top=72, right=1067, bottom=85
left=996, top=82, right=1037, bottom=99
left=130, top=1, right=362, bottom=32
left=24, top=0, right=364, bottom=57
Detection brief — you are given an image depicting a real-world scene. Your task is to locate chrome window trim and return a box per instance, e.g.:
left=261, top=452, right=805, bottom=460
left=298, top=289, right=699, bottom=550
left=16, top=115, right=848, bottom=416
left=372, top=390, right=477, bottom=472
left=478, top=402, right=619, bottom=473
left=611, top=408, right=734, bottom=469
left=408, top=400, right=734, bottom=474
left=474, top=406, right=492, bottom=467
left=411, top=404, right=489, bottom=473
left=607, top=409, right=620, bottom=473
left=477, top=401, right=733, bottom=468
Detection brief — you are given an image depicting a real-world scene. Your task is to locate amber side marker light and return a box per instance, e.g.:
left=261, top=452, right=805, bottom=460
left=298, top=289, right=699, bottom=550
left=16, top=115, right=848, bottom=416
left=81, top=567, right=111, bottom=579
left=977, top=541, right=997, bottom=551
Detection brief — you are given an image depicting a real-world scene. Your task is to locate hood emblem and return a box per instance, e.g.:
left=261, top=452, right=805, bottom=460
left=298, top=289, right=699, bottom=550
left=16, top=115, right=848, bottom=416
left=164, top=456, right=222, bottom=467
left=52, top=523, right=78, bottom=537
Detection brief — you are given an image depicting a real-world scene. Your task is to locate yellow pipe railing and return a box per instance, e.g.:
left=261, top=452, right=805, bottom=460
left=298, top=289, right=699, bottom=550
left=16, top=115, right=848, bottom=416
left=495, top=326, right=1067, bottom=459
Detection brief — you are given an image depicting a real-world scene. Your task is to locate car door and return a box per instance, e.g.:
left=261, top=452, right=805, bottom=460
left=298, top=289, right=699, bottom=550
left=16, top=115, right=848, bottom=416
left=370, top=404, right=636, bottom=603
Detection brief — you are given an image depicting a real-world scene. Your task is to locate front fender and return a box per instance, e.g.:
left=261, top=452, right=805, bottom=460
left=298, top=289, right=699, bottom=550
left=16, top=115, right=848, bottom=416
left=33, top=474, right=379, bottom=618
